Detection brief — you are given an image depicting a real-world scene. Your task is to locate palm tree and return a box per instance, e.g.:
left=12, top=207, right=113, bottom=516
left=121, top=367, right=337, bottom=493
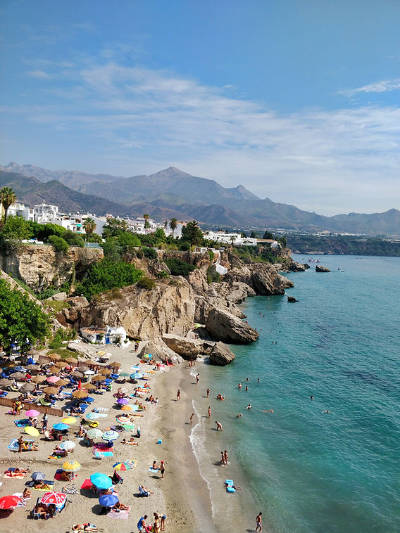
left=143, top=214, right=150, bottom=229
left=83, top=217, right=96, bottom=239
left=0, top=187, right=16, bottom=225
left=170, top=217, right=178, bottom=237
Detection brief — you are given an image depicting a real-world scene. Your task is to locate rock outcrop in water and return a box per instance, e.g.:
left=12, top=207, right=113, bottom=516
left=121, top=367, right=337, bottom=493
left=316, top=265, right=330, bottom=272
left=205, top=307, right=259, bottom=344
left=209, top=342, right=236, bottom=365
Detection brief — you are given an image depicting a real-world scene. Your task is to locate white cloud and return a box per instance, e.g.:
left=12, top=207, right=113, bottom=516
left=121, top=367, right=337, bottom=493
left=27, top=69, right=51, bottom=79
left=340, top=78, right=400, bottom=96
left=5, top=56, right=400, bottom=213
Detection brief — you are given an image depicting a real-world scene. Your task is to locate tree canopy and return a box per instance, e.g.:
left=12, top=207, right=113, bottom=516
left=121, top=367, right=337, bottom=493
left=181, top=220, right=203, bottom=246
left=0, top=278, right=50, bottom=353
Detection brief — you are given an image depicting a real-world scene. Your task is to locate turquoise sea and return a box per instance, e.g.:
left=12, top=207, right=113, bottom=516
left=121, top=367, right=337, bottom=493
left=199, top=255, right=400, bottom=533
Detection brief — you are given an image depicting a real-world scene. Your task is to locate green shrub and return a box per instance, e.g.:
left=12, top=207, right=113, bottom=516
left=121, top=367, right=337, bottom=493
left=178, top=241, right=190, bottom=251
left=0, top=278, right=50, bottom=353
left=75, top=259, right=143, bottom=300
left=142, top=246, right=157, bottom=259
left=137, top=276, right=156, bottom=290
left=156, top=270, right=169, bottom=279
left=49, top=235, right=69, bottom=253
left=63, top=230, right=85, bottom=247
left=207, top=265, right=221, bottom=284
left=165, top=257, right=195, bottom=276
left=49, top=327, right=76, bottom=349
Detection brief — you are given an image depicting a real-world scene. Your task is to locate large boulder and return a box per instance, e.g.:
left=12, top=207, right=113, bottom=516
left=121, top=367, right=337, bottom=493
left=250, top=266, right=294, bottom=295
left=162, top=333, right=201, bottom=360
left=205, top=307, right=259, bottom=344
left=138, top=339, right=182, bottom=364
left=289, top=261, right=310, bottom=272
left=209, top=342, right=235, bottom=365
left=316, top=265, right=330, bottom=272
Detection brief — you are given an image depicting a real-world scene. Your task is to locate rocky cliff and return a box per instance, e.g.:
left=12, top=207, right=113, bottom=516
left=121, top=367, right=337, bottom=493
left=0, top=244, right=103, bottom=291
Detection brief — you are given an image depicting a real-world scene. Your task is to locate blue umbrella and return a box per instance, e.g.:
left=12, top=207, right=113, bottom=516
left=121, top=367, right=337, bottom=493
left=32, top=471, right=46, bottom=480
left=90, top=473, right=112, bottom=489
left=99, top=493, right=118, bottom=507
left=53, top=423, right=69, bottom=431
left=13, top=366, right=26, bottom=372
left=86, top=397, right=95, bottom=403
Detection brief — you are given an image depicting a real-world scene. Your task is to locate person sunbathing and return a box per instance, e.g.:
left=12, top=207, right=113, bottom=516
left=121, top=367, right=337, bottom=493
left=23, top=487, right=31, bottom=499
left=112, top=501, right=129, bottom=511
left=5, top=467, right=28, bottom=476
left=138, top=484, right=153, bottom=496
left=34, top=480, right=49, bottom=489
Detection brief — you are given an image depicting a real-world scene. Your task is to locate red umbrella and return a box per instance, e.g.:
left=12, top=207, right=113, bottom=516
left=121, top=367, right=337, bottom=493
left=0, top=495, right=22, bottom=509
left=40, top=492, right=67, bottom=505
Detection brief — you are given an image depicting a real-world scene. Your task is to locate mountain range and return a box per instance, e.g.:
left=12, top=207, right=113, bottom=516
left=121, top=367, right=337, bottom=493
left=0, top=162, right=399, bottom=235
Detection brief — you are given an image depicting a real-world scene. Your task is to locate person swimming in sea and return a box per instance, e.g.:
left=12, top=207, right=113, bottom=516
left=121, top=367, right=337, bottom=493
left=246, top=403, right=252, bottom=410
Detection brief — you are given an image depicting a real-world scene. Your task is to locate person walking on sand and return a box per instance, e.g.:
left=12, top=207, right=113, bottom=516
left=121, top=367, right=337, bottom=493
left=160, top=514, right=166, bottom=531
left=189, top=412, right=195, bottom=424
left=223, top=450, right=228, bottom=465
left=215, top=420, right=223, bottom=431
left=196, top=373, right=200, bottom=384
left=256, top=511, right=263, bottom=532
left=208, top=406, right=211, bottom=418
left=160, top=460, right=166, bottom=479
left=220, top=451, right=225, bottom=465
left=176, top=389, right=181, bottom=401
left=206, top=388, right=210, bottom=398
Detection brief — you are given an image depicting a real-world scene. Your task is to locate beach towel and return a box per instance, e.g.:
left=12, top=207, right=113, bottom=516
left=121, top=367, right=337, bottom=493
left=33, top=483, right=54, bottom=491
left=148, top=467, right=159, bottom=473
left=8, top=439, right=36, bottom=452
left=3, top=471, right=25, bottom=479
left=107, top=508, right=130, bottom=519
left=14, top=418, right=31, bottom=427
left=94, top=450, right=114, bottom=458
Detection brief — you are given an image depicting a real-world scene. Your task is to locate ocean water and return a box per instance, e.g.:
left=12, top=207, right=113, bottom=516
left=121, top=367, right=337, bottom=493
left=197, top=255, right=400, bottom=533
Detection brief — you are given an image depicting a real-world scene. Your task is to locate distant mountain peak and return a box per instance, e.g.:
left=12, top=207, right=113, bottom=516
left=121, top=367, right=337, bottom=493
left=149, top=166, right=192, bottom=178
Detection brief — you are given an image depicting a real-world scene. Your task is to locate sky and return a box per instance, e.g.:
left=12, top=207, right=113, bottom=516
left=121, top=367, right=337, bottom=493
left=1, top=0, right=400, bottom=215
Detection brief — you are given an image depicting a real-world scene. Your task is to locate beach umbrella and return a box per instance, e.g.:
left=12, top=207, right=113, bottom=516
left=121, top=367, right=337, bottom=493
left=12, top=372, right=26, bottom=380
left=116, top=415, right=130, bottom=424
left=47, top=376, right=60, bottom=384
left=62, top=460, right=81, bottom=472
left=121, top=405, right=133, bottom=411
left=84, top=369, right=95, bottom=375
left=0, top=378, right=10, bottom=388
left=56, top=378, right=69, bottom=386
left=102, top=430, right=119, bottom=441
left=62, top=416, right=78, bottom=425
left=13, top=366, right=26, bottom=372
left=48, top=353, right=61, bottom=361
left=43, top=386, right=59, bottom=395
left=117, top=398, right=129, bottom=405
left=72, top=371, right=84, bottom=378
left=31, top=375, right=46, bottom=383
left=53, top=423, right=69, bottom=431
left=65, top=357, right=77, bottom=364
left=97, top=350, right=106, bottom=356
left=32, top=472, right=46, bottom=480
left=55, top=361, right=68, bottom=368
left=90, top=473, right=112, bottom=490
left=87, top=428, right=103, bottom=439
left=80, top=366, right=89, bottom=372
left=99, top=493, right=118, bottom=507
left=82, top=383, right=96, bottom=391
left=48, top=365, right=60, bottom=373
left=25, top=426, right=40, bottom=437
left=26, top=364, right=38, bottom=371
left=92, top=375, right=105, bottom=382
left=25, top=409, right=40, bottom=417
left=113, top=460, right=135, bottom=471
left=130, top=372, right=143, bottom=379
left=109, top=362, right=121, bottom=368
left=72, top=389, right=88, bottom=399
left=21, top=383, right=35, bottom=392
left=40, top=492, right=67, bottom=505
left=0, top=495, right=22, bottom=510
left=99, top=368, right=112, bottom=375
left=59, top=440, right=75, bottom=451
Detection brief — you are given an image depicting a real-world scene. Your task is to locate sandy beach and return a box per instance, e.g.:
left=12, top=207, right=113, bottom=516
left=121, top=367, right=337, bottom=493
left=0, top=344, right=259, bottom=533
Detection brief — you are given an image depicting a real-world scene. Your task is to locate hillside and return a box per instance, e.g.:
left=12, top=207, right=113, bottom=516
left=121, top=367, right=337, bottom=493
left=1, top=165, right=399, bottom=235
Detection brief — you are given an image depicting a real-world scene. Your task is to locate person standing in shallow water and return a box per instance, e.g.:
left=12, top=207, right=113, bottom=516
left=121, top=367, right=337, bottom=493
left=256, top=512, right=263, bottom=532
left=208, top=406, right=211, bottom=418
left=176, top=389, right=181, bottom=401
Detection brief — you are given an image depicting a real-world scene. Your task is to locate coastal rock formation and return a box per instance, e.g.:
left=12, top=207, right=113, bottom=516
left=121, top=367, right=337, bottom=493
left=289, top=261, right=310, bottom=272
left=287, top=296, right=298, bottom=303
left=205, top=307, right=259, bottom=344
left=162, top=333, right=201, bottom=360
left=225, top=261, right=293, bottom=295
left=316, top=265, right=330, bottom=272
left=209, top=342, right=236, bottom=365
left=57, top=296, right=89, bottom=328
left=138, top=338, right=182, bottom=364
left=0, top=244, right=103, bottom=291
left=77, top=278, right=195, bottom=340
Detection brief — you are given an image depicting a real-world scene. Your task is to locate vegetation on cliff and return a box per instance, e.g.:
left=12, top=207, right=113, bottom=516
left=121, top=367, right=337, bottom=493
left=0, top=278, right=50, bottom=353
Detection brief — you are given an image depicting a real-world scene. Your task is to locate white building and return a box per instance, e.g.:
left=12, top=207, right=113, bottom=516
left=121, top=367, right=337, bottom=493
left=204, top=231, right=258, bottom=246
left=8, top=202, right=34, bottom=221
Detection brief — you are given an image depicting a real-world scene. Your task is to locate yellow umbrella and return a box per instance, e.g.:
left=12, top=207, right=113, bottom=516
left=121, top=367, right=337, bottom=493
left=61, top=417, right=78, bottom=425
left=62, top=460, right=81, bottom=472
left=121, top=405, right=133, bottom=411
left=24, top=426, right=39, bottom=437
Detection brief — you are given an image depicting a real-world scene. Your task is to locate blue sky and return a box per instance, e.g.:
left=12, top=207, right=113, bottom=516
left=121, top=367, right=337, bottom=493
left=1, top=0, right=400, bottom=214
